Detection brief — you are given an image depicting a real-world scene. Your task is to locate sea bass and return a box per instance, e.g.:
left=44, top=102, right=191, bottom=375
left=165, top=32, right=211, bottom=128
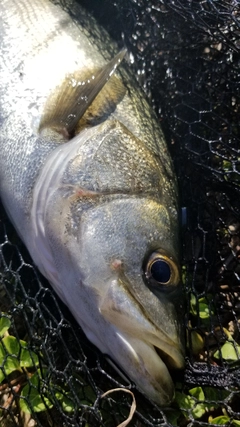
left=0, top=0, right=185, bottom=406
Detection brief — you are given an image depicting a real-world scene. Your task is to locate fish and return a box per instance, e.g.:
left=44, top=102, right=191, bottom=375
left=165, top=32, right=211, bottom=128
left=0, top=0, right=185, bottom=406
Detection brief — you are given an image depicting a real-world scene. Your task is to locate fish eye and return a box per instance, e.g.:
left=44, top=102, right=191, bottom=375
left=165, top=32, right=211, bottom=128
left=145, top=251, right=179, bottom=287
left=150, top=259, right=171, bottom=283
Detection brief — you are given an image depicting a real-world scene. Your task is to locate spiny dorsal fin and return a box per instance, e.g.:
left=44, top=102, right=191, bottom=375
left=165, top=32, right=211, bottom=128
left=75, top=75, right=126, bottom=133
left=39, top=49, right=127, bottom=138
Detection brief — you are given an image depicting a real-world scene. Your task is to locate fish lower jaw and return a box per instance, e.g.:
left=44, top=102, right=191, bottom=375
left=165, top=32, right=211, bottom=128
left=108, top=333, right=177, bottom=407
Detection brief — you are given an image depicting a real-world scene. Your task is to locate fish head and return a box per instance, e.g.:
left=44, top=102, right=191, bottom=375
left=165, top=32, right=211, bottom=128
left=76, top=194, right=185, bottom=406
left=32, top=119, right=185, bottom=406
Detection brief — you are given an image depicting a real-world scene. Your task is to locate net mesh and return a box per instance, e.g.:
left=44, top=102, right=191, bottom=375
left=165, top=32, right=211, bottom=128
left=1, top=0, right=240, bottom=426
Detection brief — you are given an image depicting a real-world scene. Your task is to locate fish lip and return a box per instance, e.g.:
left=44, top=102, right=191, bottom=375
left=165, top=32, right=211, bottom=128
left=143, top=330, right=185, bottom=374
left=119, top=328, right=185, bottom=405
left=108, top=332, right=183, bottom=406
left=153, top=342, right=185, bottom=371
left=131, top=337, right=185, bottom=404
left=126, top=316, right=185, bottom=372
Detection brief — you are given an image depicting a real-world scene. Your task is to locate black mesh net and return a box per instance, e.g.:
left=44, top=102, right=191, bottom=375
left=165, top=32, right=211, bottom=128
left=1, top=0, right=240, bottom=426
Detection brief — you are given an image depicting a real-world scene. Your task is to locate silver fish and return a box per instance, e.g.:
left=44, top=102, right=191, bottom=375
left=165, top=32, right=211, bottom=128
left=0, top=0, right=185, bottom=405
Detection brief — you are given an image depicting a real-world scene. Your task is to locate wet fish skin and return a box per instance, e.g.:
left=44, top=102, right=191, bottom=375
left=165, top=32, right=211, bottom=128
left=0, top=0, right=185, bottom=406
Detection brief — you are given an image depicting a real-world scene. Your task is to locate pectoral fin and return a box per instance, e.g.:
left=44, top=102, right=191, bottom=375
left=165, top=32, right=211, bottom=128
left=39, top=49, right=126, bottom=138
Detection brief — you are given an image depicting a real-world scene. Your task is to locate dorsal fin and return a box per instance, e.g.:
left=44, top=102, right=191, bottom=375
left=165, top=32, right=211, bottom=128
left=39, top=49, right=127, bottom=138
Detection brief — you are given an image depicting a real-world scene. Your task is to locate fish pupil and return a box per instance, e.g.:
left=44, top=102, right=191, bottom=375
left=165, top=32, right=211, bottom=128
left=151, top=259, right=171, bottom=284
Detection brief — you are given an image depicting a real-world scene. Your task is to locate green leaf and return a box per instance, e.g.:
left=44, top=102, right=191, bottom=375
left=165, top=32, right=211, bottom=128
left=61, top=394, right=76, bottom=413
left=20, top=370, right=53, bottom=413
left=54, top=390, right=64, bottom=402
left=0, top=335, right=39, bottom=382
left=0, top=355, right=20, bottom=377
left=198, top=300, right=212, bottom=319
left=81, top=385, right=96, bottom=405
left=0, top=336, right=21, bottom=380
left=190, top=293, right=197, bottom=316
left=0, top=335, right=20, bottom=357
left=0, top=369, right=4, bottom=383
left=190, top=294, right=214, bottom=320
left=189, top=386, right=205, bottom=401
left=192, top=404, right=206, bottom=418
left=20, top=387, right=53, bottom=413
left=190, top=330, right=204, bottom=355
left=222, top=160, right=232, bottom=172
left=174, top=390, right=206, bottom=419
left=203, top=387, right=230, bottom=405
left=0, top=317, right=11, bottom=337
left=233, top=421, right=240, bottom=426
left=214, top=341, right=240, bottom=361
left=209, top=415, right=230, bottom=425
left=167, top=409, right=181, bottom=426
left=20, top=343, right=39, bottom=368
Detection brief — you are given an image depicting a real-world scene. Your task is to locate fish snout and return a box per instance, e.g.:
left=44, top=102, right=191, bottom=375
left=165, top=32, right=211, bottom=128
left=99, top=276, right=185, bottom=405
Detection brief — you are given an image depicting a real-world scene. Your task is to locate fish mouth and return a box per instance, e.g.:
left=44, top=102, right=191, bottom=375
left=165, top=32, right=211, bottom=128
left=99, top=277, right=185, bottom=406
left=154, top=345, right=181, bottom=371
left=107, top=330, right=185, bottom=406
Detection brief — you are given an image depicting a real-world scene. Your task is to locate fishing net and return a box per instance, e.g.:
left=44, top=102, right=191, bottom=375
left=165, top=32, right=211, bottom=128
left=0, top=0, right=240, bottom=425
